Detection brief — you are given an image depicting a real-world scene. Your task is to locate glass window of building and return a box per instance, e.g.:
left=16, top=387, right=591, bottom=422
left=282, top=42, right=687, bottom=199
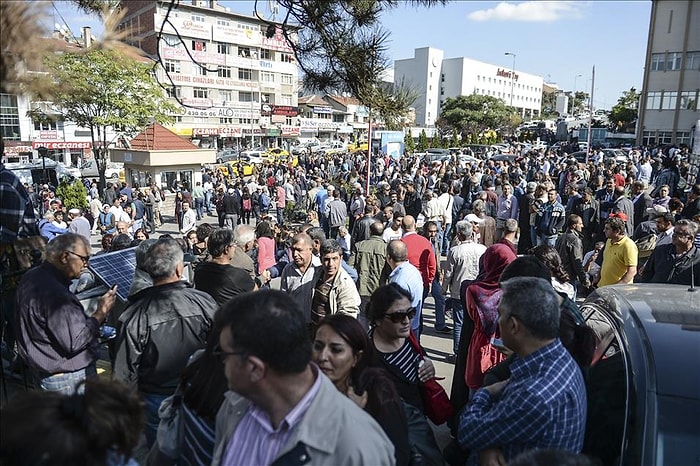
left=676, top=132, right=691, bottom=145
left=260, top=71, right=274, bottom=83
left=194, top=65, right=207, bottom=76
left=658, top=131, right=673, bottom=144
left=685, top=51, right=700, bottom=70
left=33, top=120, right=57, bottom=131
left=220, top=90, right=232, bottom=103
left=280, top=74, right=293, bottom=85
left=650, top=53, right=665, bottom=71
left=661, top=91, right=677, bottom=110
left=191, top=14, right=205, bottom=22
left=239, top=91, right=257, bottom=102
left=260, top=48, right=272, bottom=60
left=220, top=117, right=234, bottom=124
left=280, top=53, right=293, bottom=63
left=218, top=66, right=232, bottom=78
left=166, top=86, right=181, bottom=99
left=666, top=52, right=682, bottom=71
left=680, top=91, right=697, bottom=110
left=217, top=18, right=231, bottom=27
left=191, top=40, right=206, bottom=52
left=164, top=60, right=180, bottom=73
left=646, top=91, right=662, bottom=110
left=642, top=131, right=655, bottom=146
left=238, top=46, right=251, bottom=58
left=238, top=68, right=253, bottom=80
left=280, top=94, right=292, bottom=105
left=217, top=43, right=231, bottom=55
left=193, top=88, right=208, bottom=99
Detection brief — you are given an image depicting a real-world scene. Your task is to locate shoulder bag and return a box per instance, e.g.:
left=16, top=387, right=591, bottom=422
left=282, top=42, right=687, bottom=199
left=156, top=391, right=184, bottom=459
left=407, top=331, right=454, bottom=425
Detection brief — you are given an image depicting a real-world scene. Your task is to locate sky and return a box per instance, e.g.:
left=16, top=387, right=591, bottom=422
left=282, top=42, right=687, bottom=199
left=48, top=0, right=652, bottom=110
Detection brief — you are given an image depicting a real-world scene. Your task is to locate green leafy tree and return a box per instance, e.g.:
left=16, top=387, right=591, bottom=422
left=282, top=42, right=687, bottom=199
left=417, top=129, right=429, bottom=152
left=570, top=91, right=589, bottom=114
left=404, top=131, right=415, bottom=154
left=438, top=95, right=516, bottom=140
left=56, top=179, right=88, bottom=210
left=38, top=49, right=178, bottom=191
left=608, top=87, right=640, bottom=133
left=450, top=130, right=460, bottom=148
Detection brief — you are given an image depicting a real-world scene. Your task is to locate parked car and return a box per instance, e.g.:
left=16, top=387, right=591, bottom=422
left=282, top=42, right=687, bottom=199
left=580, top=284, right=700, bottom=466
left=6, top=158, right=76, bottom=186
left=215, top=149, right=240, bottom=164
left=80, top=159, right=124, bottom=180
left=291, top=142, right=320, bottom=155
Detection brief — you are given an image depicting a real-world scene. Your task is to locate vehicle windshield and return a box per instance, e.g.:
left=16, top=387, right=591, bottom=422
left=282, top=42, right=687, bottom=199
left=655, top=395, right=700, bottom=465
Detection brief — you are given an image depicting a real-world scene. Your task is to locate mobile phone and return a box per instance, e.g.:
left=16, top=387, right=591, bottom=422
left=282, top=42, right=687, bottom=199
left=490, top=337, right=508, bottom=352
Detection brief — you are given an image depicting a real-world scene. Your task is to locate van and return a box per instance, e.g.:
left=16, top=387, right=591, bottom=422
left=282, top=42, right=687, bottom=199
left=80, top=159, right=123, bottom=180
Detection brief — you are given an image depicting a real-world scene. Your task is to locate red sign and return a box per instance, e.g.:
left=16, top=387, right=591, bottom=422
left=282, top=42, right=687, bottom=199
left=3, top=145, right=33, bottom=155
left=260, top=104, right=299, bottom=117
left=32, top=141, right=92, bottom=149
left=496, top=68, right=519, bottom=82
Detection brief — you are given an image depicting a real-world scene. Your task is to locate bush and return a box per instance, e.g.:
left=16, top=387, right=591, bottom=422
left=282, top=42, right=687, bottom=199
left=56, top=179, right=88, bottom=210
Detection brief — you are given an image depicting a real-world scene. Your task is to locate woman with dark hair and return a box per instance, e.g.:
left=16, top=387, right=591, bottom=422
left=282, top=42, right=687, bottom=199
left=240, top=187, right=253, bottom=225
left=134, top=228, right=149, bottom=242
left=174, top=191, right=184, bottom=231
left=530, top=245, right=575, bottom=300
left=1, top=378, right=144, bottom=466
left=255, top=221, right=276, bottom=275
left=312, top=314, right=410, bottom=466
left=96, top=233, right=114, bottom=255
left=366, top=283, right=443, bottom=465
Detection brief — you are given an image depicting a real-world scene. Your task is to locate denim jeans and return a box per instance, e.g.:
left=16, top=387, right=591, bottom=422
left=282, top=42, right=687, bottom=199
left=142, top=392, right=168, bottom=449
left=431, top=277, right=447, bottom=329
left=446, top=297, right=464, bottom=354
left=537, top=233, right=558, bottom=247
left=36, top=364, right=96, bottom=395
left=194, top=197, right=204, bottom=220
left=441, top=222, right=452, bottom=255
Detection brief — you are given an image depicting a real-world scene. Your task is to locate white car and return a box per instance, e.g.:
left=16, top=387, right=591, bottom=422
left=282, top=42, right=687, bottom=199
left=80, top=159, right=123, bottom=180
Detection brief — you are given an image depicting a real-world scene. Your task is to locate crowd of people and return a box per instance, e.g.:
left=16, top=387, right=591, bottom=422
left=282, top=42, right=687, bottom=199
left=1, top=138, right=699, bottom=466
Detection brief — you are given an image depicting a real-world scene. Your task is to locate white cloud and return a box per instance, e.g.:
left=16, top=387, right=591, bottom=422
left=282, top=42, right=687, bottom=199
left=467, top=1, right=586, bottom=22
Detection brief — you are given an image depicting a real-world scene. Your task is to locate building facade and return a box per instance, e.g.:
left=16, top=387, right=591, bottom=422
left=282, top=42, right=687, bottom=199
left=393, top=47, right=544, bottom=127
left=638, top=0, right=699, bottom=147
left=117, top=0, right=300, bottom=150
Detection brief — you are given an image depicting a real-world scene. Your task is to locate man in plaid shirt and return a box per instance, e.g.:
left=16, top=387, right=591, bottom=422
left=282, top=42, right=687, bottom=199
left=458, top=277, right=587, bottom=464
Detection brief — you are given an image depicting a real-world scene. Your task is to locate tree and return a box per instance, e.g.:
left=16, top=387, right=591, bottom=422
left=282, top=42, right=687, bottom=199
left=417, top=129, right=429, bottom=152
left=450, top=130, right=460, bottom=147
left=38, top=49, right=178, bottom=190
left=569, top=91, right=589, bottom=115
left=608, top=87, right=640, bottom=133
left=404, top=132, right=415, bottom=154
left=438, top=95, right=516, bottom=139
left=56, top=179, right=88, bottom=210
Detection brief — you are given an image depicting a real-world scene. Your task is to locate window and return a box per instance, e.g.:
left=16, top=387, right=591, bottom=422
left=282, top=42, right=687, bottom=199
left=646, top=91, right=662, bottom=110
left=686, top=51, right=700, bottom=70
left=260, top=71, right=274, bottom=83
left=239, top=91, right=256, bottom=102
left=260, top=49, right=272, bottom=60
left=676, top=131, right=691, bottom=145
left=650, top=53, right=665, bottom=71
left=430, top=72, right=433, bottom=78
left=191, top=14, right=205, bottom=22
left=166, top=86, right=181, bottom=98
left=680, top=91, right=698, bottom=110
left=220, top=90, right=232, bottom=103
left=193, top=88, right=208, bottom=99
left=333, top=114, right=345, bottom=123
left=658, top=131, right=673, bottom=144
left=642, top=130, right=656, bottom=146
left=662, top=91, right=677, bottom=110
left=238, top=68, right=253, bottom=80
left=280, top=74, right=293, bottom=85
left=191, top=40, right=206, bottom=52
left=285, top=116, right=294, bottom=125
left=239, top=118, right=259, bottom=125
left=280, top=94, right=292, bottom=105
left=220, top=117, right=234, bottom=124
left=217, top=43, right=231, bottom=55
left=194, top=65, right=207, bottom=76
left=666, top=52, right=682, bottom=71
left=238, top=46, right=251, bottom=58
left=280, top=53, right=294, bottom=63
left=217, top=18, right=231, bottom=27
left=218, top=66, right=232, bottom=78
left=33, top=120, right=57, bottom=131
left=164, top=60, right=180, bottom=73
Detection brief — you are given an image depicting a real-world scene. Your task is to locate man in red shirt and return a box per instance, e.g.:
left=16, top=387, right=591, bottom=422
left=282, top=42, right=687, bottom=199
left=401, top=215, right=437, bottom=294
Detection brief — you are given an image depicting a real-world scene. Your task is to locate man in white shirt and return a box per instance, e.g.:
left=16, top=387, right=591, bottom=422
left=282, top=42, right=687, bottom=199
left=181, top=201, right=197, bottom=235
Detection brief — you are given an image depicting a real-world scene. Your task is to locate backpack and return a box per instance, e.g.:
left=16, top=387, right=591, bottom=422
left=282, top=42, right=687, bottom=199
left=242, top=198, right=252, bottom=211
left=635, top=234, right=657, bottom=259
left=260, top=193, right=271, bottom=209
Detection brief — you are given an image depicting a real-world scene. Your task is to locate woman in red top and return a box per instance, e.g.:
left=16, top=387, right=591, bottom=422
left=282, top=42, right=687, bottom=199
left=255, top=221, right=276, bottom=275
left=464, top=243, right=516, bottom=391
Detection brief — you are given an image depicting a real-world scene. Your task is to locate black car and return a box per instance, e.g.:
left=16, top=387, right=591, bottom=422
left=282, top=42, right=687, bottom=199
left=580, top=284, right=700, bottom=466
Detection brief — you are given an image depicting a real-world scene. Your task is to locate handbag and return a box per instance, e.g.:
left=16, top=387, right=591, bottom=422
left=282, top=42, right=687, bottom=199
left=156, top=392, right=184, bottom=459
left=407, top=331, right=454, bottom=425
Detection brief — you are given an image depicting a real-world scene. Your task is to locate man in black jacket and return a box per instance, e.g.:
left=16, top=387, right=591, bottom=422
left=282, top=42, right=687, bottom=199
left=555, top=214, right=591, bottom=299
left=223, top=187, right=241, bottom=229
left=631, top=181, right=653, bottom=230
left=640, top=219, right=700, bottom=285
left=403, top=180, right=422, bottom=219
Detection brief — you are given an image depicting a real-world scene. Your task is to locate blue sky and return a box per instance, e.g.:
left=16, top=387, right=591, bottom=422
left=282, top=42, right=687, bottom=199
left=50, top=0, right=652, bottom=110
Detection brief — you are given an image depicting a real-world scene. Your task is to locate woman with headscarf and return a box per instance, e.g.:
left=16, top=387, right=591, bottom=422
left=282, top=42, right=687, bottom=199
left=464, top=243, right=517, bottom=392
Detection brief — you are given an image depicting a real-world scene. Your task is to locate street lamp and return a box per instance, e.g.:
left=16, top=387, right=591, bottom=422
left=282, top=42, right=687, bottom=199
left=504, top=52, right=516, bottom=108
left=573, top=74, right=582, bottom=114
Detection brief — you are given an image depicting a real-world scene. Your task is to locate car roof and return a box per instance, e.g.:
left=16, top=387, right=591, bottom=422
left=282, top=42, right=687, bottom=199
left=591, top=284, right=700, bottom=400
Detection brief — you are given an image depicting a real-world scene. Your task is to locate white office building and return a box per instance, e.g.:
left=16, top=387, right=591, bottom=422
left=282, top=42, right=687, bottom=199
left=394, top=47, right=544, bottom=127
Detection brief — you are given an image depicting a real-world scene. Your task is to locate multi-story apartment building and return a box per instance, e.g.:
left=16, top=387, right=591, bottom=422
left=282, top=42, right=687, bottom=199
left=638, top=0, right=699, bottom=147
left=393, top=47, right=544, bottom=127
left=117, top=0, right=300, bottom=149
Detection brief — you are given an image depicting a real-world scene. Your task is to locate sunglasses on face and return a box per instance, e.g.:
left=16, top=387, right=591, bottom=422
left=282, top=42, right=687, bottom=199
left=384, top=307, right=417, bottom=323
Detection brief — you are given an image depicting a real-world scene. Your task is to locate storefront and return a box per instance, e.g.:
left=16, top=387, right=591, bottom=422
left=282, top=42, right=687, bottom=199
left=31, top=141, right=92, bottom=167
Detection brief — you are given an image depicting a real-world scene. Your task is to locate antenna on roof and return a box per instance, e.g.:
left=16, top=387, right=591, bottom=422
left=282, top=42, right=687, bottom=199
left=689, top=249, right=697, bottom=292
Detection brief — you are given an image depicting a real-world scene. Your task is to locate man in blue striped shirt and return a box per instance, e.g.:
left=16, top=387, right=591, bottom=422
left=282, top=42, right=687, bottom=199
left=458, top=277, right=587, bottom=464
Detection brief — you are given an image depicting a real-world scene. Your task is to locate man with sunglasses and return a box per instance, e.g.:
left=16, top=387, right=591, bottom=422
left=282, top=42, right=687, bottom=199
left=640, top=219, right=700, bottom=285
left=15, top=233, right=117, bottom=394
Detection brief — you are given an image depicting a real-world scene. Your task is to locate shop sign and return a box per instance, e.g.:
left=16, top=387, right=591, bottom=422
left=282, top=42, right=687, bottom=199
left=219, top=127, right=242, bottom=137
left=185, top=107, right=258, bottom=119
left=39, top=130, right=58, bottom=139
left=213, top=24, right=260, bottom=45
left=496, top=68, right=519, bottom=81
left=32, top=141, right=92, bottom=149
left=3, top=144, right=33, bottom=155
left=313, top=106, right=333, bottom=114
left=260, top=26, right=294, bottom=53
left=182, top=97, right=213, bottom=109
left=260, top=104, right=299, bottom=117
left=266, top=128, right=281, bottom=136
left=280, top=125, right=300, bottom=136
left=193, top=128, right=220, bottom=136
left=155, top=14, right=212, bottom=40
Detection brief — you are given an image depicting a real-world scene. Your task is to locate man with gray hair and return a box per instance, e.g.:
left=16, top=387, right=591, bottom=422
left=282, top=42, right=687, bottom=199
left=113, top=237, right=217, bottom=448
left=441, top=220, right=487, bottom=360
left=15, top=233, right=117, bottom=394
left=230, top=224, right=257, bottom=279
left=458, top=277, right=587, bottom=463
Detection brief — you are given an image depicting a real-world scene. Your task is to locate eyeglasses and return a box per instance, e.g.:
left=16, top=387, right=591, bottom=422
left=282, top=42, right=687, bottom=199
left=672, top=232, right=692, bottom=239
left=212, top=345, right=247, bottom=362
left=384, top=307, right=417, bottom=323
left=66, top=250, right=90, bottom=265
